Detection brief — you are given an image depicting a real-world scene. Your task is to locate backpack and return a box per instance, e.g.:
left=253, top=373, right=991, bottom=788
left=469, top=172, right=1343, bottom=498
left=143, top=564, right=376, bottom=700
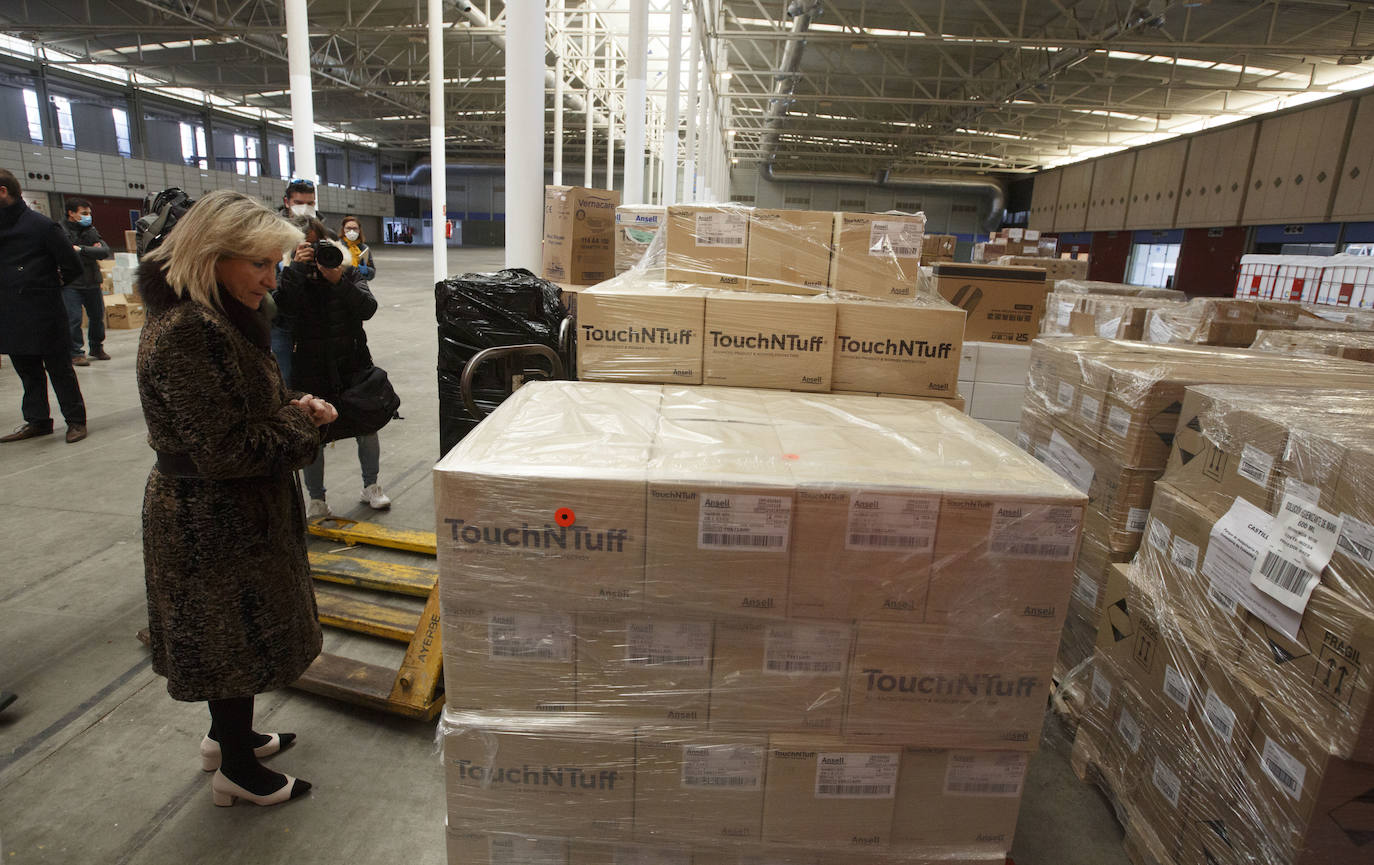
left=135, top=188, right=195, bottom=255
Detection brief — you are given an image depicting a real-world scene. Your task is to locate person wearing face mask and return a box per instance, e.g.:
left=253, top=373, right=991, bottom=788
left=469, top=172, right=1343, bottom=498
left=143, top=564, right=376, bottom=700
left=61, top=197, right=112, bottom=365
left=135, top=189, right=335, bottom=808
left=337, top=215, right=375, bottom=281
left=271, top=179, right=324, bottom=382
left=274, top=217, right=390, bottom=517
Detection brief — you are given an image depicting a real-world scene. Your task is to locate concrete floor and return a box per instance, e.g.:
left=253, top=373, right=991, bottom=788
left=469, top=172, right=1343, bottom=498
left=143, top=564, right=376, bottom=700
left=0, top=246, right=1129, bottom=865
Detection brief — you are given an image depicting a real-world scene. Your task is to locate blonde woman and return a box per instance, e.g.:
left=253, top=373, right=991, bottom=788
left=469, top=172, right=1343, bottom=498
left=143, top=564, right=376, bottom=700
left=136, top=189, right=336, bottom=808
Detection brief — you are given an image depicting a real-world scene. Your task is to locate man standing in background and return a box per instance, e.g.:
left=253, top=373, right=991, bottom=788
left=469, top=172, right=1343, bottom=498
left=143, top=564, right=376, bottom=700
left=0, top=168, right=89, bottom=443
left=272, top=178, right=324, bottom=380
left=61, top=196, right=112, bottom=365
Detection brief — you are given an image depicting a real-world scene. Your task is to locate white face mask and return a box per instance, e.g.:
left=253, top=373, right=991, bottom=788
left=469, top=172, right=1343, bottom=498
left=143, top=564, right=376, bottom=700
left=344, top=230, right=359, bottom=241
left=289, top=203, right=316, bottom=218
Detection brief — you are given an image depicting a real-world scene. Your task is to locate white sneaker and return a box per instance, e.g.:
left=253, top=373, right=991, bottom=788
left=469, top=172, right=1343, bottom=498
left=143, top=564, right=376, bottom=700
left=359, top=484, right=391, bottom=510
left=306, top=498, right=331, bottom=520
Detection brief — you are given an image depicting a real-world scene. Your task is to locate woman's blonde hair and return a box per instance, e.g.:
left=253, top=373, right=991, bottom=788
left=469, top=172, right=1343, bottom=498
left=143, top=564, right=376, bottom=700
left=143, top=189, right=302, bottom=310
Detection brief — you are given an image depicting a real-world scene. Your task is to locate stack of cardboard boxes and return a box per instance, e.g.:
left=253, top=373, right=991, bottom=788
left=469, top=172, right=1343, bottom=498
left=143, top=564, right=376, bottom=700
left=1250, top=328, right=1374, bottom=362
left=921, top=234, right=957, bottom=264
left=973, top=229, right=1058, bottom=262
left=1039, top=282, right=1187, bottom=339
left=996, top=256, right=1089, bottom=292
left=957, top=342, right=1034, bottom=442
left=435, top=381, right=1087, bottom=865
left=1017, top=338, right=1374, bottom=680
left=1142, top=298, right=1362, bottom=347
left=1071, top=385, right=1374, bottom=865
left=101, top=252, right=144, bottom=329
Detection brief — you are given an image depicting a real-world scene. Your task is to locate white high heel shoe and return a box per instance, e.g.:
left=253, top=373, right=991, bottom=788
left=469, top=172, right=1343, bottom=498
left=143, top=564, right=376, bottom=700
left=211, top=770, right=312, bottom=807
left=200, top=733, right=293, bottom=772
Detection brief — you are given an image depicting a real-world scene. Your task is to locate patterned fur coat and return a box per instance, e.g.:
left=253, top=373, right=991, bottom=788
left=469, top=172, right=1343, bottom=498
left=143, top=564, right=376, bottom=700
left=137, top=260, right=323, bottom=702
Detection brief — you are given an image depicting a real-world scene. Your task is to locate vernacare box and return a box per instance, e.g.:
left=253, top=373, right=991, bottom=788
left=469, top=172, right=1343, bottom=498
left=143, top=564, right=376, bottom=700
left=575, top=613, right=713, bottom=724
left=576, top=282, right=707, bottom=385
left=440, top=600, right=576, bottom=713
left=890, top=747, right=1028, bottom=851
left=828, top=212, right=926, bottom=299
left=665, top=205, right=750, bottom=288
left=844, top=621, right=1058, bottom=748
left=761, top=736, right=901, bottom=848
left=615, top=204, right=665, bottom=276
left=434, top=382, right=661, bottom=612
left=933, top=264, right=1048, bottom=344
left=746, top=209, right=834, bottom=295
left=633, top=731, right=768, bottom=842
left=542, top=185, right=620, bottom=285
left=830, top=295, right=964, bottom=398
left=702, top=292, right=836, bottom=392
left=646, top=394, right=794, bottom=617
left=709, top=618, right=851, bottom=733
left=442, top=713, right=635, bottom=838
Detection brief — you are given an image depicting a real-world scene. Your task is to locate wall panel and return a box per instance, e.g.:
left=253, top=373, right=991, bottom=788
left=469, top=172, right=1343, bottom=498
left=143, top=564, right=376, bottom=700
left=1085, top=151, right=1135, bottom=231
left=1333, top=92, right=1374, bottom=221
left=1124, top=140, right=1187, bottom=229
left=1053, top=161, right=1094, bottom=232
left=1029, top=168, right=1061, bottom=232
left=1243, top=100, right=1350, bottom=224
left=1176, top=123, right=1257, bottom=228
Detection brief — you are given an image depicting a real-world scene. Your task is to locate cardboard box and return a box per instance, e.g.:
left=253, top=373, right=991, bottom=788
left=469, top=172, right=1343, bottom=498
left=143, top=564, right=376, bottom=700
left=443, top=716, right=636, bottom=838
left=634, top=732, right=768, bottom=842
left=761, top=736, right=900, bottom=847
left=972, top=342, right=1033, bottom=385
left=996, top=255, right=1089, bottom=287
left=702, top=292, right=836, bottom=393
left=921, top=234, right=957, bottom=264
left=575, top=613, right=713, bottom=723
left=576, top=283, right=706, bottom=385
left=445, top=829, right=570, bottom=865
left=615, top=205, right=665, bottom=276
left=934, top=264, right=1048, bottom=344
left=1163, top=385, right=1289, bottom=516
left=830, top=295, right=963, bottom=398
left=542, top=185, right=620, bottom=285
left=665, top=205, right=750, bottom=288
left=104, top=293, right=145, bottom=329
left=746, top=209, right=833, bottom=295
left=440, top=601, right=577, bottom=713
left=968, top=383, right=1024, bottom=422
left=709, top=619, right=850, bottom=733
left=123, top=229, right=138, bottom=254
left=958, top=343, right=980, bottom=381
left=890, top=747, right=1027, bottom=850
left=828, top=212, right=925, bottom=299
left=844, top=620, right=1058, bottom=748
left=434, top=382, right=661, bottom=612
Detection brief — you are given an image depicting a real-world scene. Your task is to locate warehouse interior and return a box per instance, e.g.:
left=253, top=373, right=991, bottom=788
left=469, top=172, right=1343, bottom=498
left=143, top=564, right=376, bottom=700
left=4, top=2, right=1374, bottom=865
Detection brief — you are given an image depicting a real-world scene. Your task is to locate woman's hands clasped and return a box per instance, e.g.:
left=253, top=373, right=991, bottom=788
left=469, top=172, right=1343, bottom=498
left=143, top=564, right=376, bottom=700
left=291, top=394, right=338, bottom=428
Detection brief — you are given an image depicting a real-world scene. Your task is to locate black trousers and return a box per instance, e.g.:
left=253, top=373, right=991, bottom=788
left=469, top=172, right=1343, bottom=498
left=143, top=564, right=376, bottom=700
left=7, top=352, right=86, bottom=429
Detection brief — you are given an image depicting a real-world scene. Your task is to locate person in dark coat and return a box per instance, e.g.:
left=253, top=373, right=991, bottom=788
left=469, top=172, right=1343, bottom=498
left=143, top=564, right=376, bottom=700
left=0, top=168, right=89, bottom=444
left=136, top=189, right=336, bottom=808
left=275, top=216, right=391, bottom=518
left=61, top=196, right=112, bottom=364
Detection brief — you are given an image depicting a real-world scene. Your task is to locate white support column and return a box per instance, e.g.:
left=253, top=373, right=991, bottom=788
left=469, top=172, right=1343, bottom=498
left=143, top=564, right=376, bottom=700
left=583, top=15, right=593, bottom=187
left=552, top=5, right=564, bottom=186
left=505, top=0, right=545, bottom=270
left=719, top=40, right=731, bottom=202
left=684, top=2, right=699, bottom=201
left=662, top=0, right=683, bottom=204
left=284, top=0, right=316, bottom=183
left=426, top=0, right=446, bottom=282
left=605, top=35, right=616, bottom=191
left=647, top=105, right=657, bottom=204
left=623, top=0, right=648, bottom=204
left=701, top=92, right=714, bottom=202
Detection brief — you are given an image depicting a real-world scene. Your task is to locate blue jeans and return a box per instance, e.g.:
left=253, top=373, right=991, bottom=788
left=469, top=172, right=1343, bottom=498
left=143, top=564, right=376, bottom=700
left=302, top=433, right=380, bottom=500
left=270, top=324, right=293, bottom=385
left=63, top=287, right=105, bottom=356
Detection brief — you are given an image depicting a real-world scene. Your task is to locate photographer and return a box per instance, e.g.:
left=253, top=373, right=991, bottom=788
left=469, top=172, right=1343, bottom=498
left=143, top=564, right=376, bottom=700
left=274, top=217, right=390, bottom=518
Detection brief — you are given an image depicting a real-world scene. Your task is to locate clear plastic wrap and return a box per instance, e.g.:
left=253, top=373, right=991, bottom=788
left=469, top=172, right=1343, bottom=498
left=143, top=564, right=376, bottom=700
left=615, top=205, right=665, bottom=277
left=1251, top=328, right=1374, bottom=362
left=994, top=255, right=1089, bottom=288
left=1040, top=286, right=1188, bottom=339
left=1141, top=298, right=1358, bottom=347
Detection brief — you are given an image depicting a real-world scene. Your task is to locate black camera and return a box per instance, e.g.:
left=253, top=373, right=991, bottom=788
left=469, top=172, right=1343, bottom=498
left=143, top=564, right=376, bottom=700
left=313, top=240, right=344, bottom=269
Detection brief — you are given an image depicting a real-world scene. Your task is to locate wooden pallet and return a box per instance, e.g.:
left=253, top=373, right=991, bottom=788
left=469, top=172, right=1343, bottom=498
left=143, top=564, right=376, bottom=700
left=1069, top=732, right=1176, bottom=865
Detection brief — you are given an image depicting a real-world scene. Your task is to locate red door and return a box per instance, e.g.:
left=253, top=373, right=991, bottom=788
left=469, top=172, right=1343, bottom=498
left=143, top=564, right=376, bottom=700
left=1175, top=227, right=1247, bottom=297
left=1086, top=231, right=1131, bottom=283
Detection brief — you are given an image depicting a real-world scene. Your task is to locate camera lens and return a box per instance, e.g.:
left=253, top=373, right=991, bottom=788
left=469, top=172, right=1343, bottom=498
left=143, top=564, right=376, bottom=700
left=314, top=241, right=344, bottom=268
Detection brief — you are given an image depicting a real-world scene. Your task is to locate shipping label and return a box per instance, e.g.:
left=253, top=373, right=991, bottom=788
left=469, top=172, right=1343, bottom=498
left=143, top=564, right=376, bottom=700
left=943, top=751, right=1028, bottom=797
left=1072, top=571, right=1100, bottom=610
left=626, top=620, right=711, bottom=668
left=695, top=212, right=747, bottom=248
left=1126, top=507, right=1149, bottom=534
left=1116, top=707, right=1142, bottom=754
left=1041, top=431, right=1094, bottom=494
left=868, top=220, right=923, bottom=259
left=1170, top=536, right=1200, bottom=573
left=844, top=492, right=939, bottom=552
left=1107, top=406, right=1132, bottom=439
left=1151, top=758, right=1182, bottom=809
left=1336, top=513, right=1374, bottom=566
left=1260, top=737, right=1306, bottom=801
left=988, top=501, right=1081, bottom=561
left=1163, top=665, right=1191, bottom=711
left=1238, top=445, right=1275, bottom=488
left=1080, top=394, right=1102, bottom=425
left=699, top=494, right=791, bottom=551
left=1200, top=497, right=1301, bottom=640
left=1056, top=382, right=1075, bottom=408
left=1249, top=493, right=1341, bottom=614
left=681, top=743, right=764, bottom=790
left=488, top=612, right=574, bottom=662
left=814, top=752, right=900, bottom=799
left=1091, top=669, right=1113, bottom=707
left=490, top=836, right=568, bottom=865
left=763, top=623, right=850, bottom=676
left=1148, top=518, right=1172, bottom=554
left=1282, top=477, right=1322, bottom=506
left=1202, top=689, right=1238, bottom=744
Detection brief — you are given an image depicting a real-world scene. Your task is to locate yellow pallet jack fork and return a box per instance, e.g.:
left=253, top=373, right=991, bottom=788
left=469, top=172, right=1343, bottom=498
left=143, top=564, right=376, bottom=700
left=292, top=518, right=444, bottom=720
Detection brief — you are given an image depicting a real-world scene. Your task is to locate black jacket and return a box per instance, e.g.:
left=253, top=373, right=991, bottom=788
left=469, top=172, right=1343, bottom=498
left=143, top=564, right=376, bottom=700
left=62, top=219, right=111, bottom=290
left=272, top=260, right=377, bottom=399
left=0, top=199, right=84, bottom=354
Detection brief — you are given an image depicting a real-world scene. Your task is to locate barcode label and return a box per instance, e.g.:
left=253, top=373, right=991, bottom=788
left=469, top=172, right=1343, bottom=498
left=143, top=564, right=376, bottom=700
left=1337, top=513, right=1374, bottom=565
left=1283, top=477, right=1322, bottom=506
left=1107, top=406, right=1132, bottom=438
left=1041, top=430, right=1094, bottom=494
left=1072, top=572, right=1100, bottom=609
left=1116, top=708, right=1142, bottom=754
left=1148, top=519, right=1172, bottom=554
left=681, top=744, right=763, bottom=791
left=844, top=492, right=939, bottom=552
left=1126, top=507, right=1149, bottom=533
left=1056, top=301, right=1073, bottom=327
left=695, top=212, right=746, bottom=247
left=626, top=620, right=711, bottom=669
left=488, top=612, right=573, bottom=662
left=1163, top=665, right=1190, bottom=711
left=814, top=752, right=899, bottom=799
left=1057, top=382, right=1075, bottom=407
left=1171, top=536, right=1200, bottom=573
left=1261, top=737, right=1306, bottom=801
left=1239, top=445, right=1275, bottom=487
left=1203, top=689, right=1237, bottom=744
left=1257, top=551, right=1313, bottom=593
left=699, top=494, right=791, bottom=552
left=1091, top=669, right=1113, bottom=707
left=1080, top=394, right=1101, bottom=424
left=989, top=500, right=1080, bottom=561
left=869, top=220, right=923, bottom=259
left=763, top=623, right=849, bottom=677
left=490, top=837, right=567, bottom=865
left=1249, top=493, right=1340, bottom=614
left=1152, top=759, right=1182, bottom=808
left=943, top=751, right=1028, bottom=798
